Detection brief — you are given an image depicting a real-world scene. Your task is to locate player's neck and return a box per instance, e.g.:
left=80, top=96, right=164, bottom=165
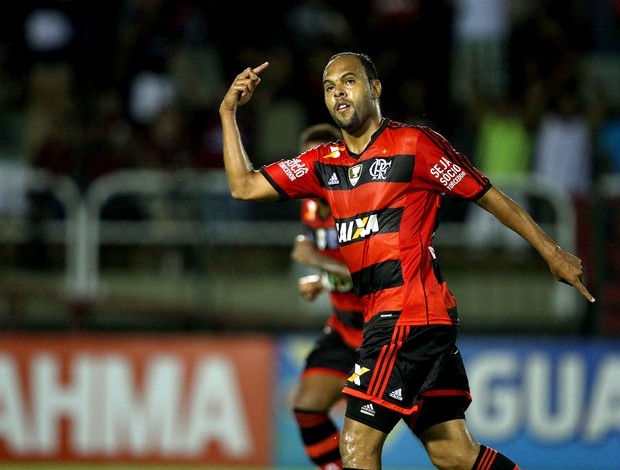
left=343, top=115, right=383, bottom=155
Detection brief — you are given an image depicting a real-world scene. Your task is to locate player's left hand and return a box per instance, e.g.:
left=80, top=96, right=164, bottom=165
left=548, top=246, right=595, bottom=303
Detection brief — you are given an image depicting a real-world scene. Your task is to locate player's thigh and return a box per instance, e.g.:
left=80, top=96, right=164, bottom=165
left=341, top=415, right=389, bottom=457
left=294, top=329, right=357, bottom=410
left=294, top=371, right=348, bottom=410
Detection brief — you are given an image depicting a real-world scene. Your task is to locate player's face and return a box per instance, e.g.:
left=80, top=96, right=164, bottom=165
left=323, top=55, right=376, bottom=133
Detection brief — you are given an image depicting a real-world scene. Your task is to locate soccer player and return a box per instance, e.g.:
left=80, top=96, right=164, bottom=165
left=291, top=123, right=364, bottom=470
left=219, top=52, right=594, bottom=470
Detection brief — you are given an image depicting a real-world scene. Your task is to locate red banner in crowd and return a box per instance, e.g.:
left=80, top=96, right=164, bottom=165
left=0, top=333, right=274, bottom=466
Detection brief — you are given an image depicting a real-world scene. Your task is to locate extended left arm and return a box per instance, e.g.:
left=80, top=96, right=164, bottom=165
left=475, top=187, right=595, bottom=303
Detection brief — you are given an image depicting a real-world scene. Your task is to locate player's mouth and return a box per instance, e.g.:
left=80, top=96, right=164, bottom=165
left=335, top=101, right=351, bottom=113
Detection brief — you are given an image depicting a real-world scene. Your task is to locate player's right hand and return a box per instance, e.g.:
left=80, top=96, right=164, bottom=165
left=298, top=274, right=323, bottom=301
left=220, top=62, right=270, bottom=112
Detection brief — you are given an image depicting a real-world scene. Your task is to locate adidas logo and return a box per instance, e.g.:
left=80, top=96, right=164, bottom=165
left=327, top=172, right=340, bottom=185
left=389, top=388, right=403, bottom=401
left=360, top=403, right=375, bottom=417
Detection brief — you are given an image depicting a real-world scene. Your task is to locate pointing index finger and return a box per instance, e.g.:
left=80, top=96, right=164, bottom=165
left=253, top=62, right=269, bottom=75
left=573, top=279, right=595, bottom=303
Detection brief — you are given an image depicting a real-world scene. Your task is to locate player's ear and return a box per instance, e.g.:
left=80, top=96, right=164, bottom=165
left=371, top=79, right=382, bottom=99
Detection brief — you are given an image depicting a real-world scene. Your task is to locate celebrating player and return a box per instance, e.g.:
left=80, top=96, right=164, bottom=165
left=219, top=52, right=593, bottom=470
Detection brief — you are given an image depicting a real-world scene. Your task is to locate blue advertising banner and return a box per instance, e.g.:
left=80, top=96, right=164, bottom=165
left=275, top=334, right=620, bottom=470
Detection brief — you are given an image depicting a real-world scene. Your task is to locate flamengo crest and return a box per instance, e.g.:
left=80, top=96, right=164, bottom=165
left=369, top=158, right=391, bottom=180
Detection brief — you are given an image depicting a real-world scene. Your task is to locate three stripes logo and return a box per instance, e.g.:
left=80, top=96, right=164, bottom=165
left=327, top=172, right=340, bottom=185
left=360, top=403, right=375, bottom=417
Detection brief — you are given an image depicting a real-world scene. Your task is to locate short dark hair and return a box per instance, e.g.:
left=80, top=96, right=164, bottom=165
left=300, top=123, right=342, bottom=150
left=328, top=52, right=378, bottom=82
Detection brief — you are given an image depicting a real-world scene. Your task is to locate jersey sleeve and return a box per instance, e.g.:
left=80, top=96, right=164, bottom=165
left=414, top=127, right=492, bottom=200
left=259, top=150, right=323, bottom=201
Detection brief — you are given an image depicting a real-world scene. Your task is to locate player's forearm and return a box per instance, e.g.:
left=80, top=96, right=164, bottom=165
left=478, top=187, right=594, bottom=301
left=511, top=218, right=573, bottom=273
left=315, top=256, right=352, bottom=280
left=476, top=187, right=557, bottom=259
left=292, top=237, right=351, bottom=279
left=219, top=62, right=277, bottom=201
left=310, top=253, right=351, bottom=280
left=220, top=110, right=258, bottom=200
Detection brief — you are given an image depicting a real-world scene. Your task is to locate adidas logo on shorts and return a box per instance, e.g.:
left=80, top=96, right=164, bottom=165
left=389, top=388, right=403, bottom=401
left=360, top=403, right=375, bottom=417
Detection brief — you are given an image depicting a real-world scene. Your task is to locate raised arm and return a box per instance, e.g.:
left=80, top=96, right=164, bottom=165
left=475, top=186, right=595, bottom=303
left=219, top=63, right=279, bottom=201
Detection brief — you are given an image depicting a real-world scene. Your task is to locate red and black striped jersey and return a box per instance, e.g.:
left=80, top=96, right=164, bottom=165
left=262, top=119, right=492, bottom=326
left=300, top=198, right=364, bottom=349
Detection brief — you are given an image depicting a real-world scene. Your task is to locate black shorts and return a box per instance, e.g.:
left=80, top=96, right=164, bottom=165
left=343, top=317, right=471, bottom=433
left=302, top=326, right=359, bottom=378
left=346, top=394, right=470, bottom=435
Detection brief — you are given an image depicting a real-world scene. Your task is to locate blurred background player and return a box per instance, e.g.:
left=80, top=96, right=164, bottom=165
left=290, top=123, right=364, bottom=470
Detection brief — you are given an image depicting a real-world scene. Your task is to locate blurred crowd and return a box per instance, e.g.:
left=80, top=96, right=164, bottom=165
left=0, top=0, right=618, bottom=326
left=0, top=0, right=619, bottom=225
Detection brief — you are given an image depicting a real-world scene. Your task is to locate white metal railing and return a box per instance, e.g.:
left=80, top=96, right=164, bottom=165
left=0, top=168, right=81, bottom=291
left=0, top=167, right=584, bottom=318
left=436, top=172, right=580, bottom=319
left=435, top=173, right=577, bottom=253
